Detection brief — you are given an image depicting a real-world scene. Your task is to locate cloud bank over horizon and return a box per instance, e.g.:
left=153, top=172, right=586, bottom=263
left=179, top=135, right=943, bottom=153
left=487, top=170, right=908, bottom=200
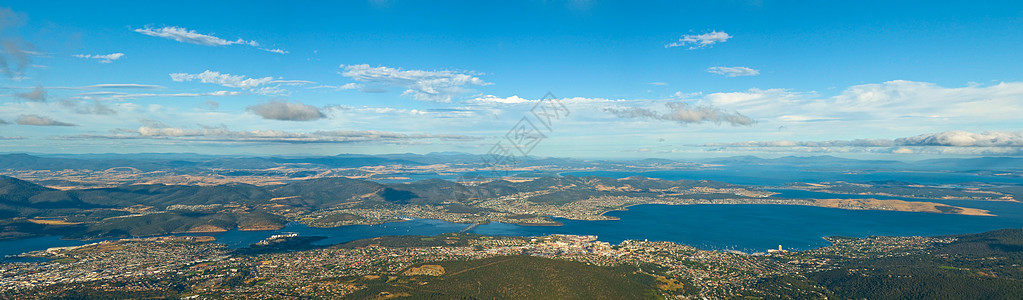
left=700, top=130, right=1023, bottom=156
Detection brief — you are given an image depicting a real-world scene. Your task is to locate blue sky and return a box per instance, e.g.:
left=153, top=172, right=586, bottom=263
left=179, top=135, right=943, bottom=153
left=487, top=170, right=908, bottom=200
left=2, top=1, right=1023, bottom=159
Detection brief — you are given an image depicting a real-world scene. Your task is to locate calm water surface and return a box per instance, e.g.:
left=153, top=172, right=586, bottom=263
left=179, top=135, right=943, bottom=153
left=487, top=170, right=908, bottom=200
left=4, top=189, right=1022, bottom=259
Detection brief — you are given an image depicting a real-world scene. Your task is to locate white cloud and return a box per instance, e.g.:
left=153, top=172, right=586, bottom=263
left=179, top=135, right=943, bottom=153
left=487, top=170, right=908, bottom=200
left=170, top=70, right=290, bottom=95
left=73, top=90, right=242, bottom=101
left=271, top=80, right=315, bottom=85
left=134, top=26, right=286, bottom=54
left=78, top=84, right=163, bottom=89
left=827, top=80, right=1023, bottom=119
left=707, top=66, right=759, bottom=77
left=705, top=138, right=895, bottom=148
left=134, top=26, right=257, bottom=46
left=648, top=82, right=668, bottom=86
left=261, top=48, right=288, bottom=54
left=665, top=30, right=732, bottom=49
left=672, top=91, right=702, bottom=99
left=307, top=83, right=360, bottom=90
left=470, top=95, right=626, bottom=107
left=472, top=95, right=537, bottom=104
left=170, top=70, right=272, bottom=89
left=700, top=130, right=1023, bottom=156
left=206, top=90, right=243, bottom=96
left=896, top=130, right=1023, bottom=147
left=72, top=53, right=124, bottom=63
left=701, top=81, right=1023, bottom=125
left=70, top=122, right=480, bottom=145
left=42, top=83, right=165, bottom=90
left=327, top=105, right=482, bottom=120
left=339, top=64, right=491, bottom=102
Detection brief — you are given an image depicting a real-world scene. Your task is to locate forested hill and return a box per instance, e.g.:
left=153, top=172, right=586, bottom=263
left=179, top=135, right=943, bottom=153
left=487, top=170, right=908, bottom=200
left=0, top=174, right=741, bottom=240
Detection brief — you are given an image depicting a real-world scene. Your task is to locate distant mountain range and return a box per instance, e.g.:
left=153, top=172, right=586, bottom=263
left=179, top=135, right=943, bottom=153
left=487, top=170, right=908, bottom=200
left=701, top=154, right=1023, bottom=171
left=4, top=152, right=1023, bottom=172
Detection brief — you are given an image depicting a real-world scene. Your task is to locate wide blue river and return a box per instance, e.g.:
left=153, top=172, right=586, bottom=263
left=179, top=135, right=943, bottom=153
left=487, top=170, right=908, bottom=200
left=4, top=188, right=1022, bottom=259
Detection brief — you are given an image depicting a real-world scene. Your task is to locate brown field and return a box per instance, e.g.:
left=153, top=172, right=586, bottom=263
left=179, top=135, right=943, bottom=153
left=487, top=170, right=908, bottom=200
left=811, top=198, right=994, bottom=216
left=27, top=219, right=83, bottom=225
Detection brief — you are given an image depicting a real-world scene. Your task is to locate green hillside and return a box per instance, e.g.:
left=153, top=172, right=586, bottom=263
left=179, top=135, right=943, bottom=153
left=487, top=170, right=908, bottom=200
left=348, top=256, right=662, bottom=299
left=793, top=228, right=1023, bottom=300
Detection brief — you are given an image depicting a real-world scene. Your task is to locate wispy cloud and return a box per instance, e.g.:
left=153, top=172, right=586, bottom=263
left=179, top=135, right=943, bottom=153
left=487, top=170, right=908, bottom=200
left=44, top=83, right=165, bottom=90
left=702, top=130, right=1023, bottom=156
left=73, top=90, right=242, bottom=101
left=246, top=100, right=326, bottom=121
left=72, top=53, right=124, bottom=63
left=665, top=30, right=732, bottom=49
left=135, top=26, right=257, bottom=46
left=170, top=70, right=298, bottom=95
left=134, top=26, right=286, bottom=54
left=705, top=139, right=895, bottom=148
left=68, top=121, right=479, bottom=144
left=262, top=48, right=287, bottom=54
left=15, top=114, right=75, bottom=126
left=339, top=64, right=491, bottom=102
left=0, top=7, right=38, bottom=80
left=470, top=95, right=627, bottom=107
left=648, top=82, right=668, bottom=86
left=170, top=70, right=272, bottom=89
left=59, top=99, right=117, bottom=115
left=702, top=80, right=1023, bottom=125
left=707, top=66, right=759, bottom=77
left=308, top=83, right=360, bottom=90
left=201, top=100, right=219, bottom=110
left=81, top=84, right=163, bottom=89
left=327, top=105, right=482, bottom=120
left=271, top=80, right=316, bottom=85
left=15, top=85, right=45, bottom=101
left=605, top=102, right=755, bottom=126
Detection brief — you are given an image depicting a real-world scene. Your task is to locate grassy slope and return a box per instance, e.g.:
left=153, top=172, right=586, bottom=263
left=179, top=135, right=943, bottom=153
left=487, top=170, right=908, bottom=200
left=349, top=256, right=661, bottom=300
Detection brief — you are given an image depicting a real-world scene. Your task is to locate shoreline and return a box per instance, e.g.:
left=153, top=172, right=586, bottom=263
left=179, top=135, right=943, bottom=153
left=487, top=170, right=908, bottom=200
left=2, top=217, right=1020, bottom=258
left=0, top=199, right=992, bottom=244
